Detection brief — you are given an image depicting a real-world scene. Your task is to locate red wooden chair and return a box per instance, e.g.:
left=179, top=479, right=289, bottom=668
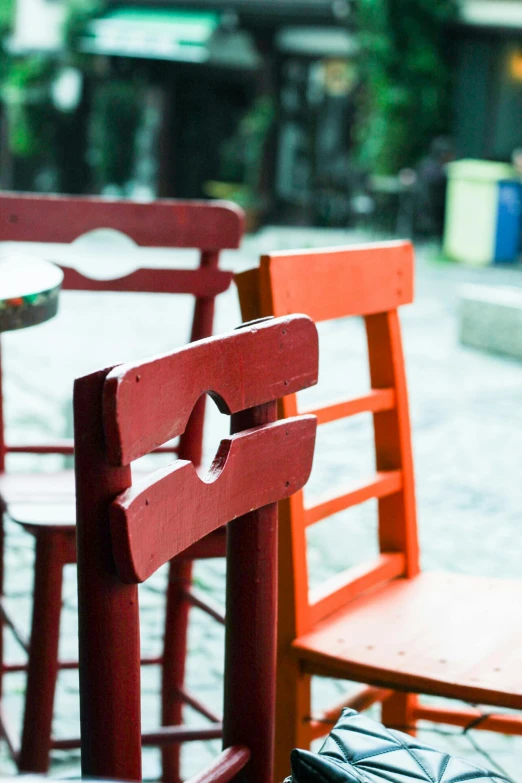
left=73, top=314, right=318, bottom=783
left=236, top=242, right=522, bottom=782
left=0, top=192, right=244, bottom=778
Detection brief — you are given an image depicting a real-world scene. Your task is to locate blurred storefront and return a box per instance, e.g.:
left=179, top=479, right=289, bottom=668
left=2, top=0, right=358, bottom=225
left=451, top=0, right=522, bottom=162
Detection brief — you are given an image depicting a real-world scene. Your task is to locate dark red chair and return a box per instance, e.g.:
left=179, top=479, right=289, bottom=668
left=0, top=193, right=244, bottom=778
left=73, top=315, right=318, bottom=782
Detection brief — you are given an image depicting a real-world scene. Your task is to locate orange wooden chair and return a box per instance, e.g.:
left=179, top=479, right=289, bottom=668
left=73, top=315, right=318, bottom=783
left=236, top=241, right=522, bottom=782
left=0, top=192, right=243, bottom=778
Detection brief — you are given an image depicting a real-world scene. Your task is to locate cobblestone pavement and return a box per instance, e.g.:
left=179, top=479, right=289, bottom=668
left=1, top=227, right=522, bottom=780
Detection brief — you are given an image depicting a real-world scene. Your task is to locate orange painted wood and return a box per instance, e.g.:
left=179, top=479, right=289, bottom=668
left=304, top=470, right=402, bottom=526
left=308, top=554, right=406, bottom=626
left=185, top=747, right=250, bottom=783
left=309, top=686, right=392, bottom=740
left=235, top=242, right=428, bottom=782
left=111, top=416, right=316, bottom=582
left=365, top=311, right=419, bottom=578
left=249, top=241, right=414, bottom=323
left=303, top=388, right=395, bottom=425
left=413, top=705, right=522, bottom=735
left=103, top=314, right=319, bottom=465
left=295, top=571, right=522, bottom=711
left=0, top=193, right=244, bottom=249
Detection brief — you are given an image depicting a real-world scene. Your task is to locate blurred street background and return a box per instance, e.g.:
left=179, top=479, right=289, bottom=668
left=1, top=0, right=522, bottom=778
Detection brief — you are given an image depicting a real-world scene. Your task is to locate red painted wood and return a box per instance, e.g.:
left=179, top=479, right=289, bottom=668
left=111, top=416, right=316, bottom=583
left=162, top=557, right=192, bottom=783
left=104, top=314, right=319, bottom=465
left=0, top=193, right=244, bottom=249
left=0, top=345, right=5, bottom=473
left=60, top=265, right=232, bottom=297
left=161, top=250, right=222, bottom=782
left=74, top=315, right=318, bottom=783
left=74, top=368, right=140, bottom=781
left=18, top=533, right=68, bottom=773
left=0, top=193, right=245, bottom=777
left=185, top=747, right=250, bottom=783
left=222, top=402, right=278, bottom=783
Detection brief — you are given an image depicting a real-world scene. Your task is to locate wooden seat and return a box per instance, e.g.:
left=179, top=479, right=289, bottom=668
left=235, top=241, right=522, bottom=782
left=0, top=192, right=244, bottom=778
left=294, top=570, right=522, bottom=709
left=0, top=470, right=76, bottom=505
left=73, top=315, right=318, bottom=782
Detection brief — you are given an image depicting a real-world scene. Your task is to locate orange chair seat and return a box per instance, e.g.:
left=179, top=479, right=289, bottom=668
left=294, top=571, right=522, bottom=710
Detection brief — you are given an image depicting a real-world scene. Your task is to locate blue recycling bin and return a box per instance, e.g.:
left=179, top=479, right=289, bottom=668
left=444, top=160, right=522, bottom=265
left=495, top=179, right=522, bottom=262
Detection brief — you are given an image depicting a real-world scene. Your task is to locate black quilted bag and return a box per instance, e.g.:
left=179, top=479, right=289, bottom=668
left=285, top=708, right=511, bottom=782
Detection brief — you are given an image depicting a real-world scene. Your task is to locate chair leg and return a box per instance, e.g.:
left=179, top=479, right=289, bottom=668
left=161, top=558, right=193, bottom=783
left=18, top=532, right=65, bottom=773
left=381, top=691, right=418, bottom=736
left=274, top=658, right=311, bottom=783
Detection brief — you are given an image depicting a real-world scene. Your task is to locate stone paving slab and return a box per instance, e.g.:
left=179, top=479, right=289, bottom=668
left=0, top=228, right=521, bottom=780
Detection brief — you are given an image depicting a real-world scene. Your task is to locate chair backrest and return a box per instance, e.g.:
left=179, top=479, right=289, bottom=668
left=0, top=192, right=244, bottom=469
left=235, top=242, right=419, bottom=641
left=73, top=315, right=318, bottom=783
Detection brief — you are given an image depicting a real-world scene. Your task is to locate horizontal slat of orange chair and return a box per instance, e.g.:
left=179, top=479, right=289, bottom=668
left=304, top=470, right=403, bottom=526
left=307, top=553, right=406, bottom=626
left=303, top=388, right=396, bottom=425
left=308, top=686, right=392, bottom=740
left=412, top=705, right=522, bottom=735
left=75, top=315, right=319, bottom=783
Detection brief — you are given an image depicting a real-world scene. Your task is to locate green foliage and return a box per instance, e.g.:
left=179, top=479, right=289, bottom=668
left=2, top=56, right=58, bottom=157
left=355, top=0, right=458, bottom=174
left=0, top=0, right=14, bottom=34
left=90, top=81, right=142, bottom=186
left=0, top=0, right=104, bottom=160
left=219, top=95, right=274, bottom=193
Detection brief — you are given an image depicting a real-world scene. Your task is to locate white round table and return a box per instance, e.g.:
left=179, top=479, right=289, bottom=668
left=0, top=255, right=63, bottom=333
